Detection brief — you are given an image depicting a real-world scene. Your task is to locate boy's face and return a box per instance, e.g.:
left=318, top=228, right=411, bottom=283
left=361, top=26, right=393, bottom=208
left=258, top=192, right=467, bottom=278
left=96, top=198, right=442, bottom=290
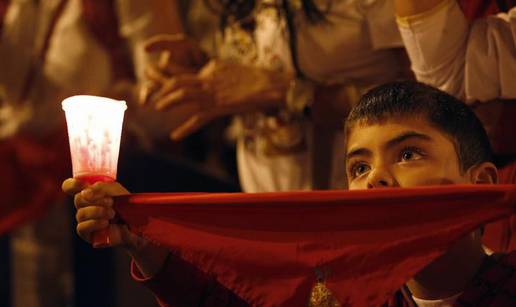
left=345, top=117, right=470, bottom=190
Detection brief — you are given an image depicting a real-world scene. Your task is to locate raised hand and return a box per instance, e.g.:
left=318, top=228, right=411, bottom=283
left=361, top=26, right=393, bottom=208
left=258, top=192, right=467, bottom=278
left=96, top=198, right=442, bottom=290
left=148, top=59, right=290, bottom=140
left=62, top=178, right=169, bottom=277
left=62, top=178, right=140, bottom=248
left=139, top=33, right=207, bottom=105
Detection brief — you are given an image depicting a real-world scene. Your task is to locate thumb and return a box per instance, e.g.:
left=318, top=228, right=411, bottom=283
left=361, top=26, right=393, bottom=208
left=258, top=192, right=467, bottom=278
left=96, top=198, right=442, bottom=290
left=62, top=178, right=89, bottom=196
left=89, top=181, right=130, bottom=197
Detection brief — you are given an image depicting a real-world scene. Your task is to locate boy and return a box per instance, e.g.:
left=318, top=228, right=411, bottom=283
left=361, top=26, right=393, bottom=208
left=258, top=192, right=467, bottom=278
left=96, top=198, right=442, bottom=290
left=63, top=81, right=514, bottom=305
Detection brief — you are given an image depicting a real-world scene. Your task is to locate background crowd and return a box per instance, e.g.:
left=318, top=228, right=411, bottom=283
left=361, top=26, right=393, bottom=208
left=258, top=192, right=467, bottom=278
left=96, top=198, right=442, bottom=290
left=0, top=0, right=514, bottom=306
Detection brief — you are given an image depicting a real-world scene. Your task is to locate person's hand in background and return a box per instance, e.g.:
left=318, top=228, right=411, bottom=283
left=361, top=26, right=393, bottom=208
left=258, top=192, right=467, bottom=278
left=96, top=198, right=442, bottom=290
left=139, top=34, right=207, bottom=105
left=146, top=59, right=291, bottom=140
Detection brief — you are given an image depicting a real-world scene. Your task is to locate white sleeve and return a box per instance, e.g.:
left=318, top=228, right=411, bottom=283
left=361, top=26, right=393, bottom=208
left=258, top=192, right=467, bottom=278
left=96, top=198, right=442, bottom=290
left=115, top=0, right=157, bottom=82
left=397, top=0, right=469, bottom=100
left=465, top=8, right=516, bottom=101
left=397, top=0, right=516, bottom=103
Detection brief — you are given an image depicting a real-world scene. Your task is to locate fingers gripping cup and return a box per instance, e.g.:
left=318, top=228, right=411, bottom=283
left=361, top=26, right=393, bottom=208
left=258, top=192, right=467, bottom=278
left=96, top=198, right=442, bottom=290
left=62, top=95, right=127, bottom=248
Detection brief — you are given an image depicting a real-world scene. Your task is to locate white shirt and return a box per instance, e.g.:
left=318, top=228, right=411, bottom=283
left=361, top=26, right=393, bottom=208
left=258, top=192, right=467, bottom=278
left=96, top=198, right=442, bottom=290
left=0, top=0, right=181, bottom=143
left=0, top=0, right=112, bottom=138
left=397, top=0, right=516, bottom=103
left=218, top=0, right=405, bottom=192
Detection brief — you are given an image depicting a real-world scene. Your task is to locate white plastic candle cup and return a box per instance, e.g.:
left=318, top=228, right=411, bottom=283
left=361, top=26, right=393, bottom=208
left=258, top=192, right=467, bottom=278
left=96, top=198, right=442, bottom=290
left=62, top=95, right=127, bottom=248
left=62, top=95, right=127, bottom=184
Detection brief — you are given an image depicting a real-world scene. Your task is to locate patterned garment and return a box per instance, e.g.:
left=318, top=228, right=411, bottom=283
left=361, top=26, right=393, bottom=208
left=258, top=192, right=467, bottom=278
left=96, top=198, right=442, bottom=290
left=218, top=0, right=406, bottom=192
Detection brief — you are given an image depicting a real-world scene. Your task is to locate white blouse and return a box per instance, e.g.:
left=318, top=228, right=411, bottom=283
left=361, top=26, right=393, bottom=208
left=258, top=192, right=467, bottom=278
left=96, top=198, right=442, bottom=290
left=397, top=0, right=516, bottom=103
left=216, top=0, right=406, bottom=192
left=0, top=0, right=180, bottom=142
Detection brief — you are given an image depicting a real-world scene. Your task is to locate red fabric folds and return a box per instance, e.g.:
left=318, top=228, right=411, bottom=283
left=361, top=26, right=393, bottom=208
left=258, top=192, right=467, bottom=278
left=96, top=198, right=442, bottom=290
left=0, top=130, right=70, bottom=235
left=115, top=185, right=516, bottom=306
left=483, top=162, right=516, bottom=252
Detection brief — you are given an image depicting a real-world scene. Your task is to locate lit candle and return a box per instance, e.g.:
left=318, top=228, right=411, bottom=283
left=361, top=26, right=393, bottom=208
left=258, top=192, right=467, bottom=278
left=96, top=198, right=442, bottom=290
left=62, top=95, right=127, bottom=247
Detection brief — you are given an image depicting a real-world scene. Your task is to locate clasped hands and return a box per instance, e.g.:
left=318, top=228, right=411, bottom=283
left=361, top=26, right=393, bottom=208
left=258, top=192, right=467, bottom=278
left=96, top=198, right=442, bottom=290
left=139, top=34, right=289, bottom=140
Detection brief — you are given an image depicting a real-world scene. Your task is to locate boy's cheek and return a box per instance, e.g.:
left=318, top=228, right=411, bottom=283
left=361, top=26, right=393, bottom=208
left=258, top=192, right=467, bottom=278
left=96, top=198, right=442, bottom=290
left=393, top=166, right=462, bottom=187
left=347, top=181, right=365, bottom=190
left=347, top=176, right=370, bottom=190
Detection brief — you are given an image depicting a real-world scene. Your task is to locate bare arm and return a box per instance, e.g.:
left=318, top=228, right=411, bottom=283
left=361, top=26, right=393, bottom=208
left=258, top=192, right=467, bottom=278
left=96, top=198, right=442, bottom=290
left=394, top=0, right=447, bottom=17
left=116, top=0, right=187, bottom=83
left=394, top=0, right=469, bottom=99
left=395, top=1, right=516, bottom=102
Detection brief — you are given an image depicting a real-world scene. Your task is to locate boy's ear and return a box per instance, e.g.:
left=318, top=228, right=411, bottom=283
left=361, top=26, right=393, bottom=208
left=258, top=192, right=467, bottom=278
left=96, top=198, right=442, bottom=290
left=467, top=162, right=498, bottom=184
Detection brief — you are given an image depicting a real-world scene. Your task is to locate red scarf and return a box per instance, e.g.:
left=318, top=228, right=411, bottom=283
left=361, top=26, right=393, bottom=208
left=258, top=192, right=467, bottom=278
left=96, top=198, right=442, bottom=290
left=0, top=130, right=70, bottom=235
left=115, top=184, right=516, bottom=306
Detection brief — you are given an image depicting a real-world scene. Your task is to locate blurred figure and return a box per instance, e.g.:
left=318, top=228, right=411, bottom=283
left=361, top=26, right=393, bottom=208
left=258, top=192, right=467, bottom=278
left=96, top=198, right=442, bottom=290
left=395, top=0, right=515, bottom=102
left=395, top=0, right=516, bottom=154
left=142, top=0, right=412, bottom=193
left=0, top=0, right=187, bottom=306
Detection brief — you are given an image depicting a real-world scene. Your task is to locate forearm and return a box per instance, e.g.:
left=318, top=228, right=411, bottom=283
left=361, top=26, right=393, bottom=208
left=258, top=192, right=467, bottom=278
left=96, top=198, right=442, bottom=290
left=125, top=236, right=170, bottom=278
left=116, top=0, right=184, bottom=36
left=463, top=9, right=516, bottom=101
left=125, top=231, right=246, bottom=305
left=394, top=0, right=447, bottom=17
left=117, top=0, right=186, bottom=82
left=214, top=67, right=292, bottom=114
left=131, top=250, right=248, bottom=306
left=245, top=71, right=291, bottom=111
left=147, top=0, right=185, bottom=35
left=396, top=0, right=469, bottom=98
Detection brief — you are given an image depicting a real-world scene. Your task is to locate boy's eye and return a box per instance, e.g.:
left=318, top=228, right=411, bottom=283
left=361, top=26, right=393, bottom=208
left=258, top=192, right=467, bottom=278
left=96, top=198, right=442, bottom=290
left=350, top=162, right=370, bottom=178
left=399, top=147, right=424, bottom=162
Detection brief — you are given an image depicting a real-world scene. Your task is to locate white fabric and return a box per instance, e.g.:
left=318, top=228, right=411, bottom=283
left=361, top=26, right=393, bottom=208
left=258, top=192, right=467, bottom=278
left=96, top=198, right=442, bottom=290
left=1, top=2, right=175, bottom=307
left=412, top=292, right=462, bottom=307
left=0, top=0, right=111, bottom=138
left=237, top=125, right=348, bottom=192
left=296, top=0, right=404, bottom=85
left=0, top=0, right=180, bottom=142
left=397, top=0, right=516, bottom=103
left=224, top=0, right=404, bottom=192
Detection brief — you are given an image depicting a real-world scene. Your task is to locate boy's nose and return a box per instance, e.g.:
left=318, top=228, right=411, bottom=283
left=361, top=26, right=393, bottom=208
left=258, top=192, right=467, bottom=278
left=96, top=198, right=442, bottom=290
left=366, top=168, right=395, bottom=189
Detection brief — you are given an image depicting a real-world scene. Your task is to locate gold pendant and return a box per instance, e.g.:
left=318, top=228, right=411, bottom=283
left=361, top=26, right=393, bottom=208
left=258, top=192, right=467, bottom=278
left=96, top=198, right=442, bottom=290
left=308, top=281, right=341, bottom=307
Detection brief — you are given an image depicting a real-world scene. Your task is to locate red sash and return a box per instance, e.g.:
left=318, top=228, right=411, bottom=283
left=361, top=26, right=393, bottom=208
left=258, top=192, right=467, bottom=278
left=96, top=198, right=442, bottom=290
left=115, top=185, right=516, bottom=306
left=0, top=129, right=70, bottom=234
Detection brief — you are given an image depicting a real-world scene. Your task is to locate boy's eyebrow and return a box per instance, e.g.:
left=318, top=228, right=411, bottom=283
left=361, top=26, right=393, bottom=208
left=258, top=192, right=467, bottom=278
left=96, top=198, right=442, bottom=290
left=346, top=148, right=372, bottom=161
left=385, top=131, right=433, bottom=150
left=346, top=131, right=432, bottom=161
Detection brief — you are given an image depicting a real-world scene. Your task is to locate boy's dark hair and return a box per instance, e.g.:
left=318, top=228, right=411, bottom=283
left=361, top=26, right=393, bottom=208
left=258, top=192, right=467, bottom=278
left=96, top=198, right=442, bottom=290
left=345, top=81, right=493, bottom=172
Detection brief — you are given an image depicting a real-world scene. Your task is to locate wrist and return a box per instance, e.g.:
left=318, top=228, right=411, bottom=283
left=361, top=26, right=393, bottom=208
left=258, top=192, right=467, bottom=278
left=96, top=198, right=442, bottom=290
left=218, top=70, right=291, bottom=113
left=126, top=238, right=170, bottom=278
left=255, top=71, right=291, bottom=108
